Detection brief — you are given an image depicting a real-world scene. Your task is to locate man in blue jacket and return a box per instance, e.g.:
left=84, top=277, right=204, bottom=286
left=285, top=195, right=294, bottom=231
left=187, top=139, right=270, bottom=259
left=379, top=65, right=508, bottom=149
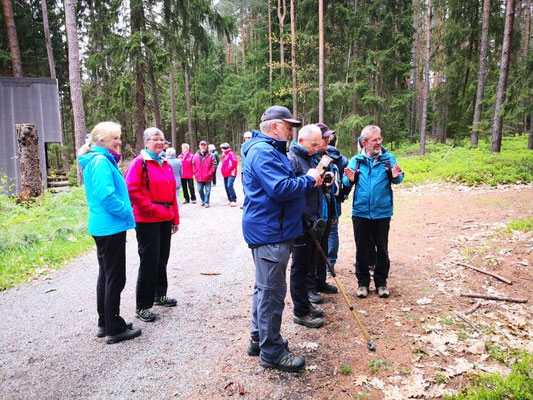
left=242, top=106, right=322, bottom=372
left=343, top=125, right=403, bottom=299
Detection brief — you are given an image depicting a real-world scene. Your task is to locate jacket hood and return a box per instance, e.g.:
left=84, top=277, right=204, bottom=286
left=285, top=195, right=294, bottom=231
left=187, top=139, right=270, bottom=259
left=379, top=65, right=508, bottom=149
left=289, top=141, right=313, bottom=158
left=78, top=145, right=116, bottom=169
left=242, top=130, right=287, bottom=157
left=326, top=145, right=343, bottom=160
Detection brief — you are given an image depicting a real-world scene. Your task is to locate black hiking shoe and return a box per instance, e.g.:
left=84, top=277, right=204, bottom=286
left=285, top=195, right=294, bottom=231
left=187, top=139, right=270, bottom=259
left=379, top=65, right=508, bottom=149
left=97, top=322, right=133, bottom=338
left=247, top=338, right=289, bottom=357
left=317, top=282, right=338, bottom=294
left=309, top=304, right=324, bottom=318
left=106, top=326, right=142, bottom=344
left=153, top=296, right=177, bottom=307
left=293, top=314, right=324, bottom=329
left=260, top=353, right=306, bottom=373
left=136, top=308, right=156, bottom=322
left=308, top=290, right=324, bottom=304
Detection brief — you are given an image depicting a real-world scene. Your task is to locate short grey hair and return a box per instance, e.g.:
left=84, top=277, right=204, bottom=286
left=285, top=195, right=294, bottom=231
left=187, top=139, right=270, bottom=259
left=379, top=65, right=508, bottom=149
left=259, top=120, right=275, bottom=134
left=181, top=143, right=189, bottom=150
left=143, top=127, right=164, bottom=142
left=243, top=131, right=252, bottom=138
left=166, top=147, right=176, bottom=157
left=360, top=125, right=381, bottom=142
left=298, top=124, right=320, bottom=140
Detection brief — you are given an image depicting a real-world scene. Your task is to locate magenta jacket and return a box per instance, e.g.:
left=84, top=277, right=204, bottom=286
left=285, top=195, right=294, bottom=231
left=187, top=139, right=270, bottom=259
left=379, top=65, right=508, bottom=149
left=193, top=150, right=214, bottom=182
left=221, top=149, right=238, bottom=178
left=178, top=151, right=194, bottom=179
left=125, top=150, right=179, bottom=225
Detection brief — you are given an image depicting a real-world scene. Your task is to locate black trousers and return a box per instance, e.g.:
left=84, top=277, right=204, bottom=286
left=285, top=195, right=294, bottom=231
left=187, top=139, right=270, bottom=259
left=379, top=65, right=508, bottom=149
left=94, top=231, right=128, bottom=336
left=290, top=232, right=316, bottom=317
left=181, top=178, right=196, bottom=202
left=352, top=216, right=391, bottom=288
left=307, top=221, right=332, bottom=291
left=135, top=220, right=173, bottom=309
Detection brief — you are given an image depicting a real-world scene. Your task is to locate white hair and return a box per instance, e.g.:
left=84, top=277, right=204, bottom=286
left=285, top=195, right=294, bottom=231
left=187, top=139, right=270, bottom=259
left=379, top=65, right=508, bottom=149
left=208, top=144, right=216, bottom=151
left=181, top=143, right=190, bottom=150
left=243, top=131, right=252, bottom=138
left=360, top=125, right=381, bottom=142
left=166, top=147, right=176, bottom=157
left=298, top=124, right=321, bottom=140
left=144, top=127, right=164, bottom=142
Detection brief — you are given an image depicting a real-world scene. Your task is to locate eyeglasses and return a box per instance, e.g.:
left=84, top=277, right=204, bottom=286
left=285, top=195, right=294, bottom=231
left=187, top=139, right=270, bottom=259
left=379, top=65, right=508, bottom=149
left=368, top=137, right=383, bottom=144
left=149, top=139, right=165, bottom=143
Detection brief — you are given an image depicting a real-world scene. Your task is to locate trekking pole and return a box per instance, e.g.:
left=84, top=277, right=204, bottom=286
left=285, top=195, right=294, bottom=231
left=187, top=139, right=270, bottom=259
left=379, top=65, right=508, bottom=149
left=304, top=218, right=376, bottom=352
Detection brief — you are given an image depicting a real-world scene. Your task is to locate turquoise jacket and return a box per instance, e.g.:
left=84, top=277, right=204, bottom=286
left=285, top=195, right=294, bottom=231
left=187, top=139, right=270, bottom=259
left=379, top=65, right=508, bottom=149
left=342, top=148, right=403, bottom=219
left=78, top=146, right=135, bottom=236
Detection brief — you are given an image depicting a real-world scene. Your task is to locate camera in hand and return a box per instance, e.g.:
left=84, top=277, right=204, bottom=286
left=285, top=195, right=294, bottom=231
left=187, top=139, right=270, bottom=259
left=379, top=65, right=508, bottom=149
left=323, top=173, right=333, bottom=185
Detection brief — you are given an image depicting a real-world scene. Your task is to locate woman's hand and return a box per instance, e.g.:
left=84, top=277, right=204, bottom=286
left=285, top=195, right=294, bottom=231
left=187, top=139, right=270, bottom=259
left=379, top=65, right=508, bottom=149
left=172, top=225, right=179, bottom=234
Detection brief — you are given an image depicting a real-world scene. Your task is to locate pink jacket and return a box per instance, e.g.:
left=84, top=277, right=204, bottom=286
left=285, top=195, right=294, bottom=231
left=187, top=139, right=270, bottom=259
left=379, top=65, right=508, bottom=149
left=221, top=149, right=238, bottom=178
left=193, top=150, right=214, bottom=182
left=125, top=150, right=179, bottom=225
left=178, top=151, right=194, bottom=179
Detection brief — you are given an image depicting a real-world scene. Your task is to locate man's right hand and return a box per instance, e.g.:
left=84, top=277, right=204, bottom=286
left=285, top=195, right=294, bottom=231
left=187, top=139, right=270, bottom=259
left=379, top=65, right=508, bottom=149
left=344, top=167, right=355, bottom=183
left=307, top=168, right=324, bottom=186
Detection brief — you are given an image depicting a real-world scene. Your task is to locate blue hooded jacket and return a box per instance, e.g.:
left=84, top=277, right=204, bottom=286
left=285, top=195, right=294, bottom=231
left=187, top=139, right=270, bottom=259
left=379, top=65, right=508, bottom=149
left=78, top=146, right=135, bottom=236
left=241, top=130, right=315, bottom=245
left=342, top=148, right=403, bottom=219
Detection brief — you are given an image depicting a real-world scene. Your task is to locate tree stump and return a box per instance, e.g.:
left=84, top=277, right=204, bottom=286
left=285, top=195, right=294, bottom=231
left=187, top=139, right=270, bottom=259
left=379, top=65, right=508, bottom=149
left=16, top=124, right=43, bottom=201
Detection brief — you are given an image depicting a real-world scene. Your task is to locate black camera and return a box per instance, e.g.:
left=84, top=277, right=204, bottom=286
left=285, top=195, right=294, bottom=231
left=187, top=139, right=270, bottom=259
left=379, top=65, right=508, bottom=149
left=323, top=173, right=333, bottom=185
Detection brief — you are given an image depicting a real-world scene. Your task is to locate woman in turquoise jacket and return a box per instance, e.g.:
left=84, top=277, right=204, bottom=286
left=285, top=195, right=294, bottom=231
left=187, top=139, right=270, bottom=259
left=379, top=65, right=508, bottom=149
left=78, top=121, right=141, bottom=344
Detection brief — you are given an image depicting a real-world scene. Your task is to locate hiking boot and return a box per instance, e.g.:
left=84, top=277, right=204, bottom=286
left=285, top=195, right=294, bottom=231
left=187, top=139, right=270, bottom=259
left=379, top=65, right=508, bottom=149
left=136, top=308, right=156, bottom=322
left=153, top=296, right=177, bottom=307
left=309, top=304, right=324, bottom=318
left=201, top=201, right=205, bottom=206
left=377, top=286, right=390, bottom=298
left=260, top=353, right=306, bottom=373
left=230, top=201, right=237, bottom=207
left=293, top=314, right=324, bottom=329
left=356, top=286, right=369, bottom=298
left=308, top=290, right=324, bottom=304
left=247, top=338, right=289, bottom=357
left=317, top=282, right=338, bottom=294
left=106, top=326, right=142, bottom=344
left=97, top=322, right=133, bottom=338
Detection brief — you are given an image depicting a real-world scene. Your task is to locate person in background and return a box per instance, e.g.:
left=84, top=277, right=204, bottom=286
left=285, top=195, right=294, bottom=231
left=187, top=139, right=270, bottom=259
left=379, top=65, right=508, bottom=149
left=78, top=121, right=141, bottom=344
left=125, top=127, right=179, bottom=323
left=194, top=140, right=215, bottom=208
left=220, top=142, right=238, bottom=206
left=240, top=131, right=253, bottom=209
left=208, top=144, right=220, bottom=186
left=165, top=147, right=182, bottom=208
left=178, top=143, right=196, bottom=204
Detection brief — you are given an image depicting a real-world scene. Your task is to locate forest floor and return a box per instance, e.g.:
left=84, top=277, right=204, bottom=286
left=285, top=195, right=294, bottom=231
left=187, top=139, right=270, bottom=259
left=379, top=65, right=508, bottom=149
left=0, top=176, right=531, bottom=400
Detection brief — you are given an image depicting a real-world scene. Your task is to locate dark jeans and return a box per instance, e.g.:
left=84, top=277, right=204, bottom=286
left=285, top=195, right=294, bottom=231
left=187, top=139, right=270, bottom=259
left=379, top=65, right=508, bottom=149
left=135, top=220, right=173, bottom=309
left=213, top=167, right=218, bottom=185
left=181, top=178, right=196, bottom=202
left=352, top=216, right=391, bottom=288
left=308, top=220, right=331, bottom=291
left=290, top=232, right=316, bottom=317
left=94, top=231, right=128, bottom=336
left=224, top=176, right=237, bottom=202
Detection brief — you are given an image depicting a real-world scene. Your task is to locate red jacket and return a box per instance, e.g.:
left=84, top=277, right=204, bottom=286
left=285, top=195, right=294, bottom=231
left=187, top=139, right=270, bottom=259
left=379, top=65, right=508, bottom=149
left=125, top=150, right=179, bottom=225
left=221, top=149, right=238, bottom=178
left=178, top=151, right=194, bottom=179
left=193, top=150, right=214, bottom=182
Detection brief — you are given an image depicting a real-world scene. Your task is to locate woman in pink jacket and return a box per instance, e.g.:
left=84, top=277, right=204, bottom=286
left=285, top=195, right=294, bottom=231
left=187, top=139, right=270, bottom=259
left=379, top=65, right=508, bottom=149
left=125, top=127, right=180, bottom=323
left=178, top=143, right=196, bottom=204
left=193, top=140, right=215, bottom=208
left=220, top=142, right=238, bottom=207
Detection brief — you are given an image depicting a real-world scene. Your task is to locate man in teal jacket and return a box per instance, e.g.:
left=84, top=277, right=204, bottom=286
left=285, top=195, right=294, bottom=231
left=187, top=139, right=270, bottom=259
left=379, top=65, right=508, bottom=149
left=343, top=125, right=403, bottom=299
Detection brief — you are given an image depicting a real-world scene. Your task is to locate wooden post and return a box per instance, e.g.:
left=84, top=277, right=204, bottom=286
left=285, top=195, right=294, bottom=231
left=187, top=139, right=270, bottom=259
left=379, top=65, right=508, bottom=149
left=16, top=124, right=43, bottom=201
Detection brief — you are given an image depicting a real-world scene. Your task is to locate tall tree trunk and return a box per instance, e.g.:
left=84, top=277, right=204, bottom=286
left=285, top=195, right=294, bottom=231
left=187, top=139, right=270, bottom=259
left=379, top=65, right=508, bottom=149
left=290, top=0, right=297, bottom=118
left=131, top=0, right=146, bottom=152
left=471, top=0, right=491, bottom=147
left=410, top=0, right=419, bottom=141
left=184, top=64, right=195, bottom=149
left=521, top=0, right=530, bottom=134
left=268, top=0, right=273, bottom=100
left=318, top=0, right=324, bottom=122
left=2, top=0, right=22, bottom=76
left=148, top=64, right=162, bottom=130
left=491, top=0, right=516, bottom=154
left=419, top=0, right=432, bottom=155
left=529, top=110, right=533, bottom=149
left=277, top=0, right=286, bottom=73
left=241, top=19, right=246, bottom=71
left=170, top=67, right=177, bottom=148
left=41, top=0, right=56, bottom=79
left=64, top=0, right=87, bottom=185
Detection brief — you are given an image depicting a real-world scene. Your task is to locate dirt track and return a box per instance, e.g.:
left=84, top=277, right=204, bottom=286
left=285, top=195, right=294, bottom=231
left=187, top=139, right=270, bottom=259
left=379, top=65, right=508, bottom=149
left=0, top=175, right=531, bottom=399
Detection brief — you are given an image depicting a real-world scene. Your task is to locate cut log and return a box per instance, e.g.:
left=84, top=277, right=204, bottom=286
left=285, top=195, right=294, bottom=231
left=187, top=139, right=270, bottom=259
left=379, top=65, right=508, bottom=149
left=456, top=262, right=512, bottom=285
left=16, top=124, right=43, bottom=201
left=460, top=293, right=528, bottom=303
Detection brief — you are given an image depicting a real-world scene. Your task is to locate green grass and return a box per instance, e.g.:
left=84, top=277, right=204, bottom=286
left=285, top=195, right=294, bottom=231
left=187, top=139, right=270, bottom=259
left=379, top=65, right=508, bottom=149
left=446, top=352, right=532, bottom=400
left=392, top=136, right=533, bottom=186
left=0, top=188, right=93, bottom=290
left=505, top=216, right=533, bottom=233
left=340, top=363, right=352, bottom=375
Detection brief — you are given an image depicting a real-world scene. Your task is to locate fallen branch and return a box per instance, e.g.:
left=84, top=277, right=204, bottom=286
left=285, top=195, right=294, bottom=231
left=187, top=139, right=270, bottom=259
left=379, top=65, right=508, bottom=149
left=442, top=144, right=454, bottom=160
left=460, top=293, right=528, bottom=303
left=456, top=262, right=512, bottom=285
left=464, top=302, right=481, bottom=315
left=455, top=311, right=481, bottom=333
left=200, top=272, right=221, bottom=276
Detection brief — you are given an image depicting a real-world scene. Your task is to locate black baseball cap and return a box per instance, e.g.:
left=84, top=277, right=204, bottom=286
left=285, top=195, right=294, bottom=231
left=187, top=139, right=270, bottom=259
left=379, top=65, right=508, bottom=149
left=316, top=122, right=335, bottom=138
left=261, top=105, right=302, bottom=127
